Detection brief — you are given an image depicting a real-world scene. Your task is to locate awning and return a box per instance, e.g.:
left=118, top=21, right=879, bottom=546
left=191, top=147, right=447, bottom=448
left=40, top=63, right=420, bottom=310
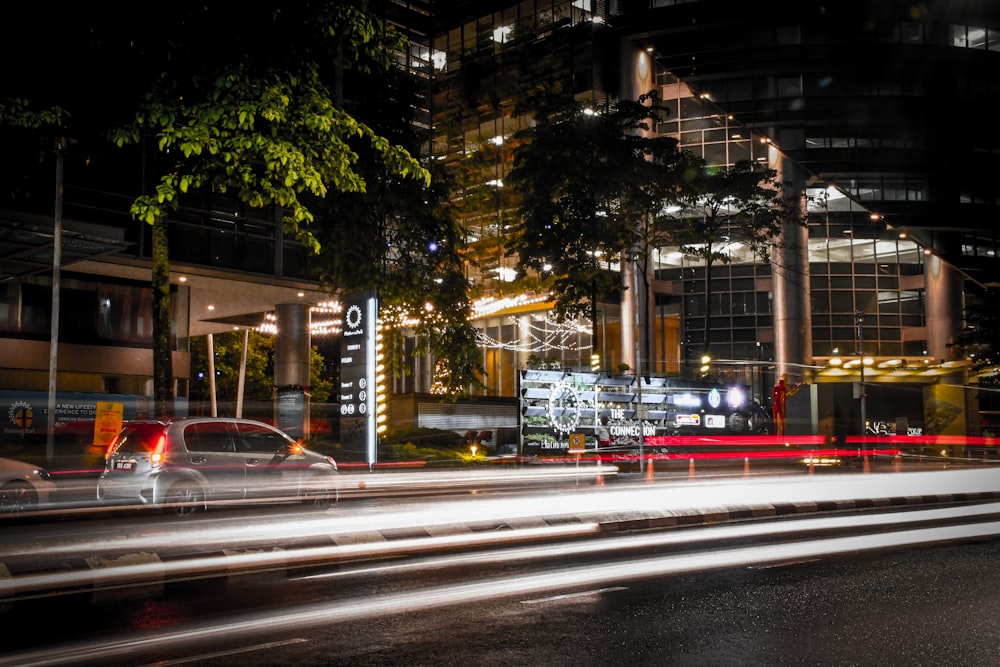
left=0, top=212, right=131, bottom=282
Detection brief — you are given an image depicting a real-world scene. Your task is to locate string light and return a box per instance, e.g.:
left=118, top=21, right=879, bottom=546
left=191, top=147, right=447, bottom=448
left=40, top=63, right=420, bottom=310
left=254, top=290, right=589, bottom=356
left=476, top=315, right=592, bottom=353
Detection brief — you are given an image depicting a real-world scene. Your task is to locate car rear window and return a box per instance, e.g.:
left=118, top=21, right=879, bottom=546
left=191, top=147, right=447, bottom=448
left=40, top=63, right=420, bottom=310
left=112, top=423, right=167, bottom=453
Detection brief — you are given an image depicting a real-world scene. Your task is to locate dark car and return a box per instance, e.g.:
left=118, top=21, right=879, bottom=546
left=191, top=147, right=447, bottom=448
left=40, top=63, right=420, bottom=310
left=96, top=417, right=338, bottom=516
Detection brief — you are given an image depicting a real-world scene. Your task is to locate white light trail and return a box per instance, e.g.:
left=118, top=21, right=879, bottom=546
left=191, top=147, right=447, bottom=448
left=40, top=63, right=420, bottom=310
left=6, top=514, right=1000, bottom=667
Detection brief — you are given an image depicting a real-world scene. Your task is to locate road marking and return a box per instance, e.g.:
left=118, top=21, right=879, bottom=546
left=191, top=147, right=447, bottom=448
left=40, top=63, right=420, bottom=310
left=521, top=586, right=627, bottom=604
left=139, top=637, right=309, bottom=666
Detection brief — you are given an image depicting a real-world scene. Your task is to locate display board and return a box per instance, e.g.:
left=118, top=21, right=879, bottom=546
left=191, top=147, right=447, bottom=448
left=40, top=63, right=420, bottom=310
left=518, top=369, right=767, bottom=456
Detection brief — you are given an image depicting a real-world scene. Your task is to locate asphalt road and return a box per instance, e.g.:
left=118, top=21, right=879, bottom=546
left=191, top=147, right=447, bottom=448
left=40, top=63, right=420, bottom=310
left=233, top=537, right=1000, bottom=667
left=8, top=526, right=999, bottom=666
left=5, top=466, right=1000, bottom=666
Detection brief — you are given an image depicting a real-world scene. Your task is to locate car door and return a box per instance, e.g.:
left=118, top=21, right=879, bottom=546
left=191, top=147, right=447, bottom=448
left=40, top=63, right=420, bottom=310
left=179, top=421, right=245, bottom=500
left=233, top=421, right=298, bottom=501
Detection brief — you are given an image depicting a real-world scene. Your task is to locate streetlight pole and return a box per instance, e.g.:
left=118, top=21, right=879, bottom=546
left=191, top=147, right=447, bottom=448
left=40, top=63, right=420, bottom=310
left=46, top=137, right=66, bottom=463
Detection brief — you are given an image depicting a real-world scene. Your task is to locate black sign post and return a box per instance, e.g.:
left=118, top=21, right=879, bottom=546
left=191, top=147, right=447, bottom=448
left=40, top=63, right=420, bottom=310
left=339, top=290, right=378, bottom=467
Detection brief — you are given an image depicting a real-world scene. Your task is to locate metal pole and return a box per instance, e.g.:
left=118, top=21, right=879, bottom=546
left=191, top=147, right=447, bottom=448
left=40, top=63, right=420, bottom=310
left=45, top=138, right=66, bottom=463
left=236, top=328, right=249, bottom=418
left=634, top=251, right=644, bottom=474
left=856, top=310, right=867, bottom=438
left=207, top=333, right=217, bottom=417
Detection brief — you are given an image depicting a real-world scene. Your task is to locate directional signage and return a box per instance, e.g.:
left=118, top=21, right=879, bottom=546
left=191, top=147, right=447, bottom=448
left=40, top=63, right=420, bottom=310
left=339, top=290, right=378, bottom=464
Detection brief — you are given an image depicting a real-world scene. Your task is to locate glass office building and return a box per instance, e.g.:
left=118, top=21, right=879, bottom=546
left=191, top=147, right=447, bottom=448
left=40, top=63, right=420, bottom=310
left=427, top=0, right=1000, bottom=436
left=2, top=1, right=997, bottom=441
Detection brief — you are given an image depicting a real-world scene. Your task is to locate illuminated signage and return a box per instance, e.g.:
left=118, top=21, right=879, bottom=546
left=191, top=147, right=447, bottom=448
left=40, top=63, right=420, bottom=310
left=676, top=414, right=701, bottom=426
left=705, top=414, right=727, bottom=429
left=339, top=290, right=378, bottom=464
left=673, top=393, right=701, bottom=408
left=727, top=385, right=745, bottom=409
left=708, top=387, right=721, bottom=409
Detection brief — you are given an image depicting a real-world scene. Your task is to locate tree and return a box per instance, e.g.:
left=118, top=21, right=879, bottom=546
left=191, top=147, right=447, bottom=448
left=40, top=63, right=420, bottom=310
left=107, top=2, right=429, bottom=415
left=0, top=99, right=67, bottom=133
left=189, top=330, right=333, bottom=414
left=506, top=93, right=681, bottom=356
left=308, top=60, right=483, bottom=396
left=662, top=158, right=786, bottom=368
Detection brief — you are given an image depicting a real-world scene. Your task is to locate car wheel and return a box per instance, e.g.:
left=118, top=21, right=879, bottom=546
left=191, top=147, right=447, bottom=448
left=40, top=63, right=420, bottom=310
left=0, top=481, right=38, bottom=514
left=165, top=481, right=204, bottom=517
left=302, top=476, right=337, bottom=511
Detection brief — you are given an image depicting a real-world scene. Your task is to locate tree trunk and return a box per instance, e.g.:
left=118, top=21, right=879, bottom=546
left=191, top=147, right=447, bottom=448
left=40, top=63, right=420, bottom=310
left=703, top=254, right=713, bottom=362
left=590, top=279, right=599, bottom=371
left=152, top=214, right=174, bottom=416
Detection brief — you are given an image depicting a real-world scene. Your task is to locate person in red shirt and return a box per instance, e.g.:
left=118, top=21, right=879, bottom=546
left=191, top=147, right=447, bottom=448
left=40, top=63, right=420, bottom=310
left=772, top=373, right=802, bottom=436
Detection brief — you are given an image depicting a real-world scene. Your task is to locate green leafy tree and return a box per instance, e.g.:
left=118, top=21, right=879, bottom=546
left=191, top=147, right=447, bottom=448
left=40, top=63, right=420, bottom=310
left=107, top=2, right=429, bottom=415
left=190, top=330, right=332, bottom=414
left=0, top=99, right=67, bottom=131
left=664, top=158, right=787, bottom=363
left=506, top=92, right=681, bottom=355
left=310, top=59, right=482, bottom=396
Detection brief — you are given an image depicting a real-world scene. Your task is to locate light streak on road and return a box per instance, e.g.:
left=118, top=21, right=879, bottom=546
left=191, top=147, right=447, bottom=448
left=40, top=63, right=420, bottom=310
left=5, top=512, right=1000, bottom=667
left=3, top=468, right=1000, bottom=588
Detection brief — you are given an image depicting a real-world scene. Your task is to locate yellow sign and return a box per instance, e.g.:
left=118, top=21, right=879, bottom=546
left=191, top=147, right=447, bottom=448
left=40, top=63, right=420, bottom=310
left=93, top=402, right=124, bottom=448
left=568, top=432, right=586, bottom=452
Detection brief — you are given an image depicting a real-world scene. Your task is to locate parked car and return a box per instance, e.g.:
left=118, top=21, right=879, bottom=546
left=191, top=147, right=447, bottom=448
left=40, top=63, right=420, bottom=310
left=96, top=417, right=338, bottom=516
left=0, top=457, right=56, bottom=514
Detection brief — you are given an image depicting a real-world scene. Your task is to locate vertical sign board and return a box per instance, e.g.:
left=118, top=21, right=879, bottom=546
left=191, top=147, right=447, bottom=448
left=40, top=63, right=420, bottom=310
left=339, top=290, right=378, bottom=466
left=276, top=388, right=306, bottom=439
left=92, top=402, right=124, bottom=449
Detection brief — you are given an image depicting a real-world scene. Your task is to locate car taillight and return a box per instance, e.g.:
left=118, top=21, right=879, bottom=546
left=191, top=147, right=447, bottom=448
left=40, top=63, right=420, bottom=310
left=150, top=434, right=167, bottom=467
left=104, top=434, right=120, bottom=460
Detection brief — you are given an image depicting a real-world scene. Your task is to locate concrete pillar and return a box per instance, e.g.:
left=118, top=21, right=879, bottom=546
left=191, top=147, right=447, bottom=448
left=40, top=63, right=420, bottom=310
left=274, top=302, right=310, bottom=438
left=925, top=254, right=963, bottom=363
left=275, top=303, right=311, bottom=387
left=621, top=252, right=637, bottom=373
left=772, top=156, right=812, bottom=384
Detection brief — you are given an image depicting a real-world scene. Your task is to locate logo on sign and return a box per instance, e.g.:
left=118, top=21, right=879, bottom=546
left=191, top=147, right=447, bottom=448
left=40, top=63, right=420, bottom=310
left=8, top=400, right=33, bottom=429
left=676, top=414, right=701, bottom=426
left=345, top=304, right=363, bottom=332
left=708, top=388, right=721, bottom=409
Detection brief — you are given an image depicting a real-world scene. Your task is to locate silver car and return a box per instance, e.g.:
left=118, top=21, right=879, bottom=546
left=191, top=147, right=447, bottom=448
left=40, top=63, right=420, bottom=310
left=0, top=457, right=56, bottom=514
left=97, top=417, right=338, bottom=516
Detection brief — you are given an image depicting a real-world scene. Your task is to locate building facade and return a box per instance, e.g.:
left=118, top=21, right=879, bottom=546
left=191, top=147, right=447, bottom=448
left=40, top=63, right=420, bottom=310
left=426, top=0, right=1000, bottom=437
left=3, top=1, right=998, bottom=448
